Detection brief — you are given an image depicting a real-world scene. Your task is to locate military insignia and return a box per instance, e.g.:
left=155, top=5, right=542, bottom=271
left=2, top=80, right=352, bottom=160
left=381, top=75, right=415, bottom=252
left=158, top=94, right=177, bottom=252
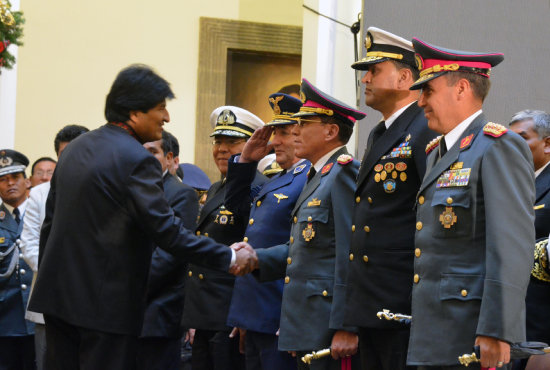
left=374, top=173, right=381, bottom=182
left=269, top=95, right=284, bottom=115
left=215, top=207, right=234, bottom=225
left=400, top=172, right=407, bottom=182
left=439, top=207, right=457, bottom=229
left=425, top=135, right=443, bottom=154
left=383, top=141, right=412, bottom=160
left=337, top=154, right=353, bottom=165
left=307, top=198, right=321, bottom=207
left=321, top=162, right=333, bottom=175
left=0, top=156, right=12, bottom=167
left=302, top=223, right=316, bottom=241
left=534, top=204, right=545, bottom=210
left=365, top=33, right=372, bottom=50
left=384, top=162, right=395, bottom=172
left=390, top=170, right=397, bottom=179
left=293, top=164, right=306, bottom=174
left=0, top=237, right=4, bottom=243
left=0, top=211, right=4, bottom=220
left=217, top=109, right=236, bottom=125
left=219, top=209, right=233, bottom=215
left=274, top=193, right=289, bottom=204
left=460, top=134, right=474, bottom=150
left=436, top=168, right=472, bottom=188
left=395, top=162, right=407, bottom=171
left=300, top=91, right=307, bottom=103
left=219, top=215, right=229, bottom=224
left=415, top=53, right=423, bottom=70
left=483, top=122, right=508, bottom=137
left=380, top=171, right=387, bottom=181
left=405, top=133, right=412, bottom=141
left=383, top=179, right=396, bottom=193
left=374, top=164, right=383, bottom=172
left=450, top=162, right=464, bottom=170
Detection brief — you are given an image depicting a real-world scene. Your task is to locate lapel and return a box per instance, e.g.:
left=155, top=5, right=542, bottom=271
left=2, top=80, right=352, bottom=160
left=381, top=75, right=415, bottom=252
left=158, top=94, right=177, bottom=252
left=0, top=203, right=19, bottom=234
left=419, top=114, right=486, bottom=194
left=357, top=103, right=422, bottom=188
left=535, top=164, right=550, bottom=203
left=197, top=181, right=225, bottom=228
left=257, top=170, right=294, bottom=200
left=292, top=147, right=346, bottom=215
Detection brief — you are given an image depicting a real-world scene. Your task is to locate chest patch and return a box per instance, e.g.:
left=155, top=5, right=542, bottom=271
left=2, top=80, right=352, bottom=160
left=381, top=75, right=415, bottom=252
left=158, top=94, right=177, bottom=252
left=436, top=168, right=471, bottom=188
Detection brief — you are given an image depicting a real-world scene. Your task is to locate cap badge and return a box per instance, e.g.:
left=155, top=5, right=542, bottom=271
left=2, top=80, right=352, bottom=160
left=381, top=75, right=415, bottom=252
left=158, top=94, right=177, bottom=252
left=0, top=156, right=12, bottom=167
left=365, top=33, right=372, bottom=50
left=269, top=95, right=284, bottom=115
left=217, top=110, right=236, bottom=125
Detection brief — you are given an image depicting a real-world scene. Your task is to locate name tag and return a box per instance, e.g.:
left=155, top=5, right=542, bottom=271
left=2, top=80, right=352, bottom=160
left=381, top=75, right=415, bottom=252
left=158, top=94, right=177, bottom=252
left=436, top=168, right=471, bottom=188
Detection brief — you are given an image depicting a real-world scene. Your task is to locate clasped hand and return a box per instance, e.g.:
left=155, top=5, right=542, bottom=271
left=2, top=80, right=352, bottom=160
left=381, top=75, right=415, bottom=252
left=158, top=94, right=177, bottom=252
left=228, top=242, right=258, bottom=276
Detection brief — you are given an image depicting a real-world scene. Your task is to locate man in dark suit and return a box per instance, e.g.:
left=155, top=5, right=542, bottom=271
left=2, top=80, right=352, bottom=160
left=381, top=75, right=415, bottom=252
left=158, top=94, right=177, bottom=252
left=342, top=27, right=436, bottom=370
left=28, top=65, right=256, bottom=370
left=244, top=79, right=366, bottom=370
left=138, top=130, right=199, bottom=370
left=0, top=150, right=34, bottom=370
left=508, top=110, right=550, bottom=370
left=408, top=39, right=535, bottom=369
left=224, top=93, right=308, bottom=370
left=183, top=105, right=265, bottom=370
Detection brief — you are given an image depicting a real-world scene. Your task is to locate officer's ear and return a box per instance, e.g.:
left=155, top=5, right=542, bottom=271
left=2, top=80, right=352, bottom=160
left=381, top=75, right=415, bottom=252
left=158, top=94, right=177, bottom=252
left=543, top=136, right=550, bottom=154
left=324, top=122, right=340, bottom=142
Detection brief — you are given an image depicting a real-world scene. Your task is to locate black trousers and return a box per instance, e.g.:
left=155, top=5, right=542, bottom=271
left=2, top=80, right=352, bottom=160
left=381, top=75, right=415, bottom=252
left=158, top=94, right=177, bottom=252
left=44, top=315, right=137, bottom=370
left=191, top=329, right=245, bottom=370
left=0, top=335, right=36, bottom=370
left=244, top=331, right=295, bottom=370
left=358, top=326, right=415, bottom=370
left=418, top=364, right=511, bottom=369
left=137, top=336, right=182, bottom=370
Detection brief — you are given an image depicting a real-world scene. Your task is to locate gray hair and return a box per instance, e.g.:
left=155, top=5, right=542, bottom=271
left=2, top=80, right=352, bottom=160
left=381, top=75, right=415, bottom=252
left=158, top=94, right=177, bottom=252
left=509, top=109, right=550, bottom=139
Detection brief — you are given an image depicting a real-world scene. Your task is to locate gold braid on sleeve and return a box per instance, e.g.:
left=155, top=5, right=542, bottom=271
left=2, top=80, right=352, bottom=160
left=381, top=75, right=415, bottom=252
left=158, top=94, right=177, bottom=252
left=532, top=239, right=550, bottom=283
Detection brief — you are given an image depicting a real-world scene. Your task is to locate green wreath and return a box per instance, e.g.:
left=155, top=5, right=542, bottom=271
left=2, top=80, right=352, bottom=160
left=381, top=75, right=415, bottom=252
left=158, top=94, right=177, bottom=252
left=0, top=0, right=24, bottom=72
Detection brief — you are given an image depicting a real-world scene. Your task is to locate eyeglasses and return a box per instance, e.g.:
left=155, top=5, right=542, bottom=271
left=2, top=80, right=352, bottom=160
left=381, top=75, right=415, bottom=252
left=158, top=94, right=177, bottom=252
left=212, top=138, right=247, bottom=147
left=296, top=118, right=323, bottom=127
left=33, top=170, right=54, bottom=177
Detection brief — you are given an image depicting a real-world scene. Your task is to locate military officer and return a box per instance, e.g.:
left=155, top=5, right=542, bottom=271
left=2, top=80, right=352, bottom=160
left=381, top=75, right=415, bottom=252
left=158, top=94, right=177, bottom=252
left=224, top=93, right=308, bottom=370
left=408, top=38, right=535, bottom=369
left=343, top=27, right=437, bottom=370
left=182, top=106, right=266, bottom=370
left=248, top=79, right=366, bottom=370
left=0, top=149, right=34, bottom=370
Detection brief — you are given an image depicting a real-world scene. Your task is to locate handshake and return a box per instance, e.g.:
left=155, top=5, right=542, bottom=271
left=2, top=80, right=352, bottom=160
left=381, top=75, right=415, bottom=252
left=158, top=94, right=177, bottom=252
left=228, top=242, right=258, bottom=276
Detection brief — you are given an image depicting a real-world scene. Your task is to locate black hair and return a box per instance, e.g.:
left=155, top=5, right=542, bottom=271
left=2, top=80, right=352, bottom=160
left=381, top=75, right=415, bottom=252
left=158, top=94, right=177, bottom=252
left=320, top=116, right=354, bottom=144
left=390, top=60, right=420, bottom=81
left=162, top=130, right=179, bottom=157
left=54, top=124, right=89, bottom=154
left=446, top=72, right=491, bottom=102
left=104, top=64, right=175, bottom=123
left=31, top=157, right=57, bottom=175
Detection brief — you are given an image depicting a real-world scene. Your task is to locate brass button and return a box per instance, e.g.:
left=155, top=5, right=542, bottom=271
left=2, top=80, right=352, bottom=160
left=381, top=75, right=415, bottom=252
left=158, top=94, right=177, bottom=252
left=285, top=276, right=290, bottom=284
left=364, top=226, right=370, bottom=233
left=322, top=290, right=328, bottom=297
left=287, top=257, right=292, bottom=265
left=349, top=253, right=354, bottom=261
left=199, top=274, right=204, bottom=280
left=416, top=221, right=423, bottom=231
left=290, top=236, right=294, bottom=244
left=204, top=232, right=209, bottom=237
left=293, top=216, right=297, bottom=224
left=256, top=200, right=262, bottom=207
left=363, top=255, right=369, bottom=263
left=20, top=269, right=26, bottom=275
left=196, top=231, right=201, bottom=236
left=249, top=218, right=254, bottom=225
left=447, top=197, right=453, bottom=205
left=415, top=248, right=421, bottom=258
left=414, top=274, right=420, bottom=283
left=461, top=289, right=468, bottom=297
left=21, top=284, right=27, bottom=290
left=368, top=197, right=373, bottom=204
left=418, top=196, right=425, bottom=205
left=355, top=196, right=361, bottom=203
left=307, top=216, right=312, bottom=222
left=188, top=271, right=192, bottom=277
left=351, top=225, right=356, bottom=232
left=243, top=237, right=248, bottom=242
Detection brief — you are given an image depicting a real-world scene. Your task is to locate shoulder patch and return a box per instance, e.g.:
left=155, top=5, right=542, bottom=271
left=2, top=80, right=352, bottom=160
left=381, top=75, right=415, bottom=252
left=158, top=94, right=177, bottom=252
left=321, top=162, right=334, bottom=175
left=425, top=135, right=443, bottom=154
left=483, top=122, right=508, bottom=138
left=337, top=154, right=353, bottom=165
left=293, top=164, right=306, bottom=175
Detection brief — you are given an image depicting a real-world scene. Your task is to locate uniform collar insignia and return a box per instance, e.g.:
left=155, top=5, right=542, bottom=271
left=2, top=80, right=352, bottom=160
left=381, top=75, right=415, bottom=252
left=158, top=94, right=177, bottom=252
left=459, top=134, right=474, bottom=150
left=293, top=164, right=306, bottom=174
left=321, top=162, right=334, bottom=175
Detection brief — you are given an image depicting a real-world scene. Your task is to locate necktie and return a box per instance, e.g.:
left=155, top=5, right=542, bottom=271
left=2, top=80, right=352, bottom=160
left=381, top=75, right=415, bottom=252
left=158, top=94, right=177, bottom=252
left=307, top=167, right=317, bottom=183
left=13, top=208, right=20, bottom=225
left=439, top=138, right=447, bottom=159
left=370, top=121, right=387, bottom=145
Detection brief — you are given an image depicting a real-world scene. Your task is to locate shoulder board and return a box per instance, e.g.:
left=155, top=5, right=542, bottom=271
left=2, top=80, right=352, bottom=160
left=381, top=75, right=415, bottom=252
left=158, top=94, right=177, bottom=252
left=483, top=122, right=508, bottom=138
left=293, top=163, right=307, bottom=175
left=425, top=135, right=443, bottom=154
left=337, top=154, right=353, bottom=165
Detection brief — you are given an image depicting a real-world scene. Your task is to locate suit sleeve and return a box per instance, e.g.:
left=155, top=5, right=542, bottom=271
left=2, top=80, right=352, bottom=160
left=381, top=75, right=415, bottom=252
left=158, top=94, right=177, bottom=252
left=38, top=177, right=56, bottom=268
left=476, top=134, right=535, bottom=343
left=224, top=156, right=258, bottom=219
left=254, top=243, right=289, bottom=282
left=329, top=162, right=359, bottom=332
left=20, top=186, right=46, bottom=272
left=412, top=121, right=437, bottom=179
left=126, top=156, right=232, bottom=272
left=171, top=185, right=199, bottom=231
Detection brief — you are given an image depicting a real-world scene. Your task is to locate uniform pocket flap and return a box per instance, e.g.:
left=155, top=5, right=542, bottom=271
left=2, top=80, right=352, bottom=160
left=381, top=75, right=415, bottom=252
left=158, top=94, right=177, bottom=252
left=305, top=278, right=334, bottom=297
left=431, top=189, right=471, bottom=208
left=297, top=206, right=330, bottom=223
left=440, top=273, right=483, bottom=301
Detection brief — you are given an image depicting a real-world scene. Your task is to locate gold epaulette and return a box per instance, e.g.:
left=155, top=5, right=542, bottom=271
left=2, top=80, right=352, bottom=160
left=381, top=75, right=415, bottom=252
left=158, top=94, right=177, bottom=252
left=532, top=239, right=550, bottom=283
left=337, top=154, right=353, bottom=165
left=425, top=135, right=443, bottom=154
left=483, top=122, right=508, bottom=138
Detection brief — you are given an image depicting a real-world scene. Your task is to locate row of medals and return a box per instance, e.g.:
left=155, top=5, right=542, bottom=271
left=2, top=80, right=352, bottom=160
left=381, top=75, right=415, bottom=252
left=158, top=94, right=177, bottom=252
left=374, top=161, right=407, bottom=183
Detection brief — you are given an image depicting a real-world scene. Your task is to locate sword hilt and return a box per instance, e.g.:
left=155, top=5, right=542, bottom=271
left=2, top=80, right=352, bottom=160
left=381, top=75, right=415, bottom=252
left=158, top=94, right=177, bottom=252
left=301, top=348, right=331, bottom=364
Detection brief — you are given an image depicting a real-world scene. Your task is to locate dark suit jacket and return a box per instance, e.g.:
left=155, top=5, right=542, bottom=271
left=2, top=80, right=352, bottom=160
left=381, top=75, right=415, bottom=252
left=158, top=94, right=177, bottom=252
left=0, top=204, right=34, bottom=336
left=525, top=164, right=550, bottom=344
left=182, top=173, right=266, bottom=331
left=344, top=103, right=436, bottom=329
left=140, top=173, right=199, bottom=338
left=29, top=124, right=232, bottom=336
left=256, top=147, right=358, bottom=352
left=408, top=114, right=535, bottom=365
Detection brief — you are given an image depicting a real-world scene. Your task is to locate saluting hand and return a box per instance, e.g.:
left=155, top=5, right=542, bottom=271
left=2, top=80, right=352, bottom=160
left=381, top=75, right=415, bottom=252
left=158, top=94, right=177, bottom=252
left=239, top=126, right=275, bottom=163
